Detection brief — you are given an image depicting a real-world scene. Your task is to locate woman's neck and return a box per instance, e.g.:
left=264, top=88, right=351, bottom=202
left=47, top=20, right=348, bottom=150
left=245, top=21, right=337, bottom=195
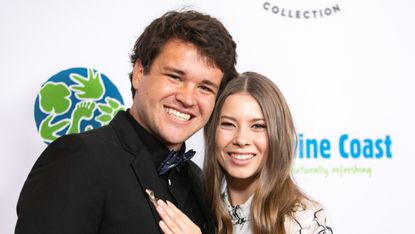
left=226, top=175, right=258, bottom=206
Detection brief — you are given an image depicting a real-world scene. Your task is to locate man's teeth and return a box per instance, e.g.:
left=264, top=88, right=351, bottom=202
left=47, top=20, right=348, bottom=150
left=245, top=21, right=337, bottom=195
left=230, top=153, right=255, bottom=160
left=165, top=108, right=191, bottom=121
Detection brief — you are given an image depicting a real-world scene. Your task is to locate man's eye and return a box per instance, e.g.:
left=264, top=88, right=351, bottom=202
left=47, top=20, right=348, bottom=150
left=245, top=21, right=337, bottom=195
left=168, top=74, right=181, bottom=81
left=199, top=85, right=213, bottom=93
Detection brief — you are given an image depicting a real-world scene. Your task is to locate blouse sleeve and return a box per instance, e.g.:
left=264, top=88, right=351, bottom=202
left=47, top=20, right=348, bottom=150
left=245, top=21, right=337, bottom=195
left=284, top=200, right=333, bottom=234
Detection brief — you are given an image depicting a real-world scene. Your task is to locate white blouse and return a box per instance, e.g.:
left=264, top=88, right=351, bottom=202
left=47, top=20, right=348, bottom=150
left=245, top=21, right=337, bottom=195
left=222, top=190, right=333, bottom=234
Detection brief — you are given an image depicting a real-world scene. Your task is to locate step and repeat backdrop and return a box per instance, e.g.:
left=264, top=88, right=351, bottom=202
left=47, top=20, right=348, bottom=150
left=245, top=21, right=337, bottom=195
left=1, top=0, right=414, bottom=233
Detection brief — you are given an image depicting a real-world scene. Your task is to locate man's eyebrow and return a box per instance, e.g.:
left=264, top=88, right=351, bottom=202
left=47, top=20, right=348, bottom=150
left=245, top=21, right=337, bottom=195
left=164, top=66, right=219, bottom=89
left=163, top=66, right=185, bottom=75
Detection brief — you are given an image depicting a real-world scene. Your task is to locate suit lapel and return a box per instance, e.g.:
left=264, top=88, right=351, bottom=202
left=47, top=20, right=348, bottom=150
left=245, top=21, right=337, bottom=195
left=109, top=112, right=214, bottom=232
left=167, top=168, right=190, bottom=207
left=109, top=112, right=165, bottom=224
left=130, top=149, right=166, bottom=214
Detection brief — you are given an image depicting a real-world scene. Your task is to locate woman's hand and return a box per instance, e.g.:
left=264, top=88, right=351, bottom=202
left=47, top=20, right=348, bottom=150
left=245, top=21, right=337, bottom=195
left=156, top=200, right=202, bottom=234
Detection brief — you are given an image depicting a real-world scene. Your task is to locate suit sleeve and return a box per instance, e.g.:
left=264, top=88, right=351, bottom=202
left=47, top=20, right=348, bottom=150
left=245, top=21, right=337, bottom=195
left=16, top=134, right=105, bottom=234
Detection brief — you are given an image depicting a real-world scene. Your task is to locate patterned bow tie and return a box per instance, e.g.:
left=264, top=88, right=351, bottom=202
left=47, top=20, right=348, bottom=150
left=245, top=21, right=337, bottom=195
left=157, top=149, right=196, bottom=175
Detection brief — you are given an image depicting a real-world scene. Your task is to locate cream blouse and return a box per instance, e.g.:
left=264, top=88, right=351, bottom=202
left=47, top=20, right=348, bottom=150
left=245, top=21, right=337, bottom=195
left=222, top=190, right=333, bottom=234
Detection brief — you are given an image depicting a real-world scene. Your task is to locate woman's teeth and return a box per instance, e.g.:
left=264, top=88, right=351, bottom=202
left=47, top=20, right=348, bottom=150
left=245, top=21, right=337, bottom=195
left=229, top=153, right=255, bottom=160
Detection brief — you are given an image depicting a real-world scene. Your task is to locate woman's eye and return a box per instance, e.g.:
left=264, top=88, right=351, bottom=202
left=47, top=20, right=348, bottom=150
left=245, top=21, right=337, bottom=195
left=252, top=123, right=266, bottom=129
left=220, top=122, right=234, bottom=127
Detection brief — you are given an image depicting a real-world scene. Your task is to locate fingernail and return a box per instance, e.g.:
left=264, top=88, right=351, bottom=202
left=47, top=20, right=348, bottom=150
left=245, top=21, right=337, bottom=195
left=157, top=199, right=165, bottom=206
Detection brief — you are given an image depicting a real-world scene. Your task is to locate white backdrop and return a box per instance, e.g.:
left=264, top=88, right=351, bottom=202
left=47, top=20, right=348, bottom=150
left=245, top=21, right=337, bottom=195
left=1, top=0, right=415, bottom=233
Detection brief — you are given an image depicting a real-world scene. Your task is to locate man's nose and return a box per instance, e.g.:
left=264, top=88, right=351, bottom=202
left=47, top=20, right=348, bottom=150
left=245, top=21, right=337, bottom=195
left=176, top=85, right=196, bottom=107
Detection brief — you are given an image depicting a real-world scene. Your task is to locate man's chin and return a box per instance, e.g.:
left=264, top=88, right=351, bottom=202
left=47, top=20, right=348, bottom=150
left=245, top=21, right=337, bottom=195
left=165, top=135, right=197, bottom=149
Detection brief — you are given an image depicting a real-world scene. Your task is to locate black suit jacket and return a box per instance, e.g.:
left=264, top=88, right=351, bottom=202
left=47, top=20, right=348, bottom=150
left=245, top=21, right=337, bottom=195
left=16, top=112, right=214, bottom=234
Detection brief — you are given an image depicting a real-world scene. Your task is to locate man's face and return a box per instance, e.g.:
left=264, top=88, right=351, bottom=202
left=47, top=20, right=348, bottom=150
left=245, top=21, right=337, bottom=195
left=130, top=39, right=223, bottom=150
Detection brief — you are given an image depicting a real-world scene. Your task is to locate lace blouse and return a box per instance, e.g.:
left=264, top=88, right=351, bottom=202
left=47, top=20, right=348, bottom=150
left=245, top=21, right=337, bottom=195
left=222, top=190, right=333, bottom=234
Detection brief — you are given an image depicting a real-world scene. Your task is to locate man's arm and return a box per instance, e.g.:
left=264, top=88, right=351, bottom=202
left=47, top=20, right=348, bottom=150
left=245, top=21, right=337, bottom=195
left=16, top=134, right=105, bottom=234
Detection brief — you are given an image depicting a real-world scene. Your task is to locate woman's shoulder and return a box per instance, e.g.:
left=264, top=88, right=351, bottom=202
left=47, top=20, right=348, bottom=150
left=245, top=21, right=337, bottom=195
left=284, top=198, right=333, bottom=234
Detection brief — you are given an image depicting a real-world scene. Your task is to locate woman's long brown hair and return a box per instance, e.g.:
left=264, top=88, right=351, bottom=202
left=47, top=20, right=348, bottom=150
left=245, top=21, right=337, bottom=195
left=203, top=72, right=306, bottom=233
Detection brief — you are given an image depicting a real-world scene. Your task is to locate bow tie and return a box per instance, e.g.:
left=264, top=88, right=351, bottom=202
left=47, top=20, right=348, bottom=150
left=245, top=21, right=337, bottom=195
left=157, top=149, right=196, bottom=175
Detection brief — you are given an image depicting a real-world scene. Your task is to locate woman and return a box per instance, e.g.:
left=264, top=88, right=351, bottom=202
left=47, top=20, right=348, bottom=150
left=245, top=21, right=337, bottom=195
left=156, top=72, right=332, bottom=234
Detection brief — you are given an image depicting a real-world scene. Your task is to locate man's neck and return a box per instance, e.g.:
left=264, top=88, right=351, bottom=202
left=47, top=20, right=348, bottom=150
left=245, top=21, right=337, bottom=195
left=128, top=109, right=183, bottom=151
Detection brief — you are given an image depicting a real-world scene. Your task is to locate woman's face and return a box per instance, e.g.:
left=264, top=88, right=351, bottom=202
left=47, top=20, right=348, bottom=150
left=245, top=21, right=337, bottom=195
left=215, top=92, right=269, bottom=181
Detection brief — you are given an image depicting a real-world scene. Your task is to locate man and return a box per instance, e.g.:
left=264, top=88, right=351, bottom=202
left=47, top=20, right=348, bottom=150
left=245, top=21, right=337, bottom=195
left=16, top=10, right=237, bottom=234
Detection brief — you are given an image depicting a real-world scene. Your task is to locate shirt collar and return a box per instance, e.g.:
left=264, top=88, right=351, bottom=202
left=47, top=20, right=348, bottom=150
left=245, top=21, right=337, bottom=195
left=222, top=188, right=253, bottom=225
left=125, top=109, right=174, bottom=167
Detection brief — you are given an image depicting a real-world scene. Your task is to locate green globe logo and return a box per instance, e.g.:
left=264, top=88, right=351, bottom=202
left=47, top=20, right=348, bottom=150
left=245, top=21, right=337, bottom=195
left=34, top=67, right=125, bottom=144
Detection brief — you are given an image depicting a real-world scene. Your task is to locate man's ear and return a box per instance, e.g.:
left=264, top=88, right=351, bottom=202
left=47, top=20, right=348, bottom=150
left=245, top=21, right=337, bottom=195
left=132, top=59, right=144, bottom=90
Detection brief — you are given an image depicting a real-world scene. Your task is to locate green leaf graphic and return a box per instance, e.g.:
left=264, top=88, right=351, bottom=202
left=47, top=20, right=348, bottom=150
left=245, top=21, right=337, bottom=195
left=95, top=97, right=125, bottom=126
left=98, top=104, right=113, bottom=114
left=39, top=82, right=71, bottom=115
